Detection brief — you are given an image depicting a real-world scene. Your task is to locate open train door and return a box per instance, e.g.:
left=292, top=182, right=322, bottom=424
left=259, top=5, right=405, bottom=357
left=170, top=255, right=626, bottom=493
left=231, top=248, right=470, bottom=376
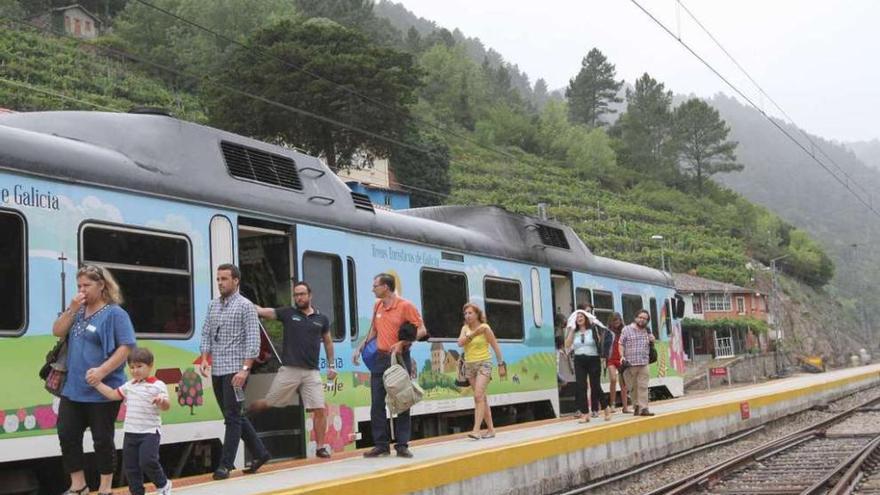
left=550, top=271, right=578, bottom=415
left=234, top=217, right=306, bottom=463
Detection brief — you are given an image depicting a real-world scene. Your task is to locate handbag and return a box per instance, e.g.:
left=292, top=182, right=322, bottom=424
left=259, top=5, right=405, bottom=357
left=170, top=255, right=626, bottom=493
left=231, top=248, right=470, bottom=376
left=648, top=341, right=658, bottom=364
left=383, top=351, right=424, bottom=414
left=40, top=336, right=69, bottom=397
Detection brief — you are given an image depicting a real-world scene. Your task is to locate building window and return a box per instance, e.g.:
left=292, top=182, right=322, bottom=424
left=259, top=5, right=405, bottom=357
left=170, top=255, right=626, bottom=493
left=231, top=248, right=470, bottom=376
left=0, top=211, right=26, bottom=335
left=592, top=290, right=614, bottom=325
left=421, top=269, right=468, bottom=339
left=692, top=294, right=703, bottom=314
left=484, top=277, right=524, bottom=340
left=86, top=20, right=92, bottom=32
left=74, top=18, right=81, bottom=35
left=736, top=296, right=745, bottom=314
left=621, top=294, right=643, bottom=326
left=383, top=194, right=392, bottom=206
left=706, top=293, right=731, bottom=312
left=81, top=224, right=192, bottom=337
left=302, top=252, right=345, bottom=342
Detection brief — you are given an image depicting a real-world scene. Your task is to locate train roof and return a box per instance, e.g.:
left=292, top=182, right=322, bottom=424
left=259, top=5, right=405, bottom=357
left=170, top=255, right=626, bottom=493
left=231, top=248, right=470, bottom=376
left=0, top=111, right=672, bottom=287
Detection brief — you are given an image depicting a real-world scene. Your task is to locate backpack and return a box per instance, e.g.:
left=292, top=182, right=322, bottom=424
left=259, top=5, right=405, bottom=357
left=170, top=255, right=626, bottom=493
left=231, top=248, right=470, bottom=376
left=383, top=352, right=424, bottom=415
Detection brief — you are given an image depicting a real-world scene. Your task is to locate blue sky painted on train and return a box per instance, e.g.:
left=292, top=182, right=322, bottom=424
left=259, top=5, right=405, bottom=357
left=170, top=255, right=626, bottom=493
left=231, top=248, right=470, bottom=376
left=396, top=0, right=880, bottom=142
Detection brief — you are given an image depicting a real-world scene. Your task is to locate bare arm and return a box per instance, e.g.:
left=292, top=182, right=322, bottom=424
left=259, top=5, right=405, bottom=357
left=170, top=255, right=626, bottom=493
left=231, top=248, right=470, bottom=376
left=564, top=328, right=574, bottom=352
left=255, top=306, right=278, bottom=320
left=484, top=327, right=504, bottom=363
left=457, top=326, right=469, bottom=347
left=86, top=345, right=132, bottom=386
left=92, top=382, right=123, bottom=401
left=323, top=332, right=337, bottom=379
left=52, top=294, right=85, bottom=337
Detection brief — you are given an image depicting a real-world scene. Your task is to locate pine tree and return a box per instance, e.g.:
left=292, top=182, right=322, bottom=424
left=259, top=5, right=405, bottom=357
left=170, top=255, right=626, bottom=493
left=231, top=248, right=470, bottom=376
left=672, top=98, right=743, bottom=195
left=565, top=48, right=623, bottom=127
left=612, top=73, right=677, bottom=181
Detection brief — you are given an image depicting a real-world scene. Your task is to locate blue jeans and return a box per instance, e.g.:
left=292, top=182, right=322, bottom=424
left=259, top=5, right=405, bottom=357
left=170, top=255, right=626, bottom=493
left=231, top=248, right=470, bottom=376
left=212, top=374, right=269, bottom=468
left=370, top=352, right=411, bottom=450
left=123, top=432, right=167, bottom=495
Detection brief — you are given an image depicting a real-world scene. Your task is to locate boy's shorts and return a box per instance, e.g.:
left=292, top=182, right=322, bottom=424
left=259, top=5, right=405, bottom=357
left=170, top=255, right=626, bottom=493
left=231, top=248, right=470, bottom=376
left=264, top=365, right=325, bottom=410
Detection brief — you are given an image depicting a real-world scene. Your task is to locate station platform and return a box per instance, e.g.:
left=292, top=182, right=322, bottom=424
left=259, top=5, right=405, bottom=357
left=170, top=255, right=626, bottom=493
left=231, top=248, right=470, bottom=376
left=169, top=365, right=880, bottom=495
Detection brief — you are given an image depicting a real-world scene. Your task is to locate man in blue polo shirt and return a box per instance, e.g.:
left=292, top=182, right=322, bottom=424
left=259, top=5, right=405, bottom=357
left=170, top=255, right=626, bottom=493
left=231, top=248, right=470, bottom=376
left=252, top=281, right=336, bottom=458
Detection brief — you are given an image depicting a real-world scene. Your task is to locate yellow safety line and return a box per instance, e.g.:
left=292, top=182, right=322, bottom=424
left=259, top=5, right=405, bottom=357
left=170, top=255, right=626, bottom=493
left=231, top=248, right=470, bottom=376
left=257, top=370, right=880, bottom=495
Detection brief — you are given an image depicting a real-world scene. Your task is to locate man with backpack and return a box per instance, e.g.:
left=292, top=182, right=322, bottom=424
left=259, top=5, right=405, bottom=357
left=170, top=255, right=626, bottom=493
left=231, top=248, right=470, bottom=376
left=353, top=273, right=428, bottom=459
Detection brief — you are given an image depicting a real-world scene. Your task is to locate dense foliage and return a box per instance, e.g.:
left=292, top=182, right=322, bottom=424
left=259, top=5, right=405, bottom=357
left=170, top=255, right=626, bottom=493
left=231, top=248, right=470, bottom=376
left=0, top=1, right=834, bottom=290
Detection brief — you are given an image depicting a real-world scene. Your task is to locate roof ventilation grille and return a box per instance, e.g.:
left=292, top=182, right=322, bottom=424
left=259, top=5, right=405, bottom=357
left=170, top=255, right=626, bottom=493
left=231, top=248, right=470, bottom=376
left=221, top=141, right=303, bottom=191
left=536, top=224, right=570, bottom=249
left=351, top=192, right=375, bottom=213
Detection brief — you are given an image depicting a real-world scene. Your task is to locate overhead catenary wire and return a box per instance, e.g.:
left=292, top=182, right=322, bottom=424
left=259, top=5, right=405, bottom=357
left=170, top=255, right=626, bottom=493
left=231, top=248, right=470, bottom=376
left=674, top=0, right=874, bottom=205
left=629, top=0, right=880, bottom=220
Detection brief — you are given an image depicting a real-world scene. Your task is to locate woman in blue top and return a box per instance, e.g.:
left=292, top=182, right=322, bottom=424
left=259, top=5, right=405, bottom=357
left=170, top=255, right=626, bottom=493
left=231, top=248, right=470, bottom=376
left=52, top=265, right=136, bottom=495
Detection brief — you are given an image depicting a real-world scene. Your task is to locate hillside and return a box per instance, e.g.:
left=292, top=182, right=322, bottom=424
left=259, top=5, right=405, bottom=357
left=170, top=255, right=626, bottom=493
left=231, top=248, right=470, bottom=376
left=0, top=4, right=870, bottom=361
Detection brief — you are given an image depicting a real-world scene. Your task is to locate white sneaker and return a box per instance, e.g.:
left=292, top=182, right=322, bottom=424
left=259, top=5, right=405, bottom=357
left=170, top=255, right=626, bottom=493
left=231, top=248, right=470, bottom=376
left=156, top=479, right=172, bottom=495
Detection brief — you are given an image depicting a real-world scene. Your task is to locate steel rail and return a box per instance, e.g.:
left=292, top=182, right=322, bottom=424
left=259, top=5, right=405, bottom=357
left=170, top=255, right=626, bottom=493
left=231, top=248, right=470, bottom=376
left=645, top=395, right=880, bottom=495
left=827, top=434, right=880, bottom=494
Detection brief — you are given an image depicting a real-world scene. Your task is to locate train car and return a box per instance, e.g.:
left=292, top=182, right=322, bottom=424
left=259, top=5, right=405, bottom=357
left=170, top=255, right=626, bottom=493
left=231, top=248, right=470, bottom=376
left=0, top=111, right=686, bottom=489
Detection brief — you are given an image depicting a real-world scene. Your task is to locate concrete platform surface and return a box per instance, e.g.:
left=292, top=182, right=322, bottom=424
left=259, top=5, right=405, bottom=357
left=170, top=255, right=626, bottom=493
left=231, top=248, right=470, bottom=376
left=170, top=365, right=880, bottom=495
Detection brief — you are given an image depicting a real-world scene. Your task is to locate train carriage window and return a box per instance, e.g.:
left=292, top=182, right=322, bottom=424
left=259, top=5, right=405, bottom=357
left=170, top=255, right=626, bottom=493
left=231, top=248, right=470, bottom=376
left=530, top=268, right=543, bottom=327
left=0, top=211, right=26, bottom=335
left=649, top=297, right=660, bottom=339
left=484, top=277, right=524, bottom=340
left=592, top=290, right=614, bottom=326
left=347, top=257, right=358, bottom=340
left=621, top=294, right=643, bottom=326
left=302, top=252, right=345, bottom=342
left=421, top=269, right=468, bottom=339
left=665, top=299, right=674, bottom=336
left=575, top=288, right=592, bottom=310
left=81, top=224, right=192, bottom=338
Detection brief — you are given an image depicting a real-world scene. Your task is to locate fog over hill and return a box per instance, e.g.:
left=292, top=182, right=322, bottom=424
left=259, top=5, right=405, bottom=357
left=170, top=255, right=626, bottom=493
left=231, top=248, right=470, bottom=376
left=847, top=139, right=880, bottom=171
left=709, top=94, right=880, bottom=313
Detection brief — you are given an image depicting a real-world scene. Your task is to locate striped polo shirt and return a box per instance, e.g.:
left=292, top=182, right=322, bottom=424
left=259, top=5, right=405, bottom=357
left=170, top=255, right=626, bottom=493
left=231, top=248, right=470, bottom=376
left=117, top=377, right=168, bottom=434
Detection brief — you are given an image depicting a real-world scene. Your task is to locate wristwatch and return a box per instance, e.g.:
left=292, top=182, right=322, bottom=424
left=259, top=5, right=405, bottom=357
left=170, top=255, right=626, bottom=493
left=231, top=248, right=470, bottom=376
left=241, top=365, right=250, bottom=372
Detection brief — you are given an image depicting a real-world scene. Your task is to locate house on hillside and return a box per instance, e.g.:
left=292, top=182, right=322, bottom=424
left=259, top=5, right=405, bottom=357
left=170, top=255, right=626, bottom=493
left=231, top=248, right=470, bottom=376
left=29, top=4, right=103, bottom=40
left=674, top=272, right=769, bottom=360
left=336, top=157, right=411, bottom=210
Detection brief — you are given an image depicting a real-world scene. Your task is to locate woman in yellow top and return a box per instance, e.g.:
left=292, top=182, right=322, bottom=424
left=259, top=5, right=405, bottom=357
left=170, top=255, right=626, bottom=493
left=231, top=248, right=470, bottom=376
left=458, top=303, right=505, bottom=440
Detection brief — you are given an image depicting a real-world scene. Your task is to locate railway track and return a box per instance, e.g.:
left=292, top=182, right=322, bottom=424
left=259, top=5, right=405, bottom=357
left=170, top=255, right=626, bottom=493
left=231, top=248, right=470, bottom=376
left=645, top=398, right=880, bottom=495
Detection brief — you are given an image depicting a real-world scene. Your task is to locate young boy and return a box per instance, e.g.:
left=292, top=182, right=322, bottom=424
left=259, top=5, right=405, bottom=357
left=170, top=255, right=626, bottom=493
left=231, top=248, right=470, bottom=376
left=92, top=347, right=172, bottom=495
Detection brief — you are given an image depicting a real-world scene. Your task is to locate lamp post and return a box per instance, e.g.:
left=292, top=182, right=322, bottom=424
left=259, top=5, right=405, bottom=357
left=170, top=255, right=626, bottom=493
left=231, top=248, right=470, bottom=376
left=651, top=235, right=666, bottom=273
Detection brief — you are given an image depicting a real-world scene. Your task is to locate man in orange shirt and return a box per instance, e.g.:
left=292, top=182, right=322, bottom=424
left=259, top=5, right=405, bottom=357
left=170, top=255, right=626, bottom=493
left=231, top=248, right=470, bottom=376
left=353, top=273, right=428, bottom=458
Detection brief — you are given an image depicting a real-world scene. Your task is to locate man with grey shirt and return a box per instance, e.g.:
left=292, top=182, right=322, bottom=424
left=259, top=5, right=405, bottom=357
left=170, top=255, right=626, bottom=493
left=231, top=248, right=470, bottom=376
left=199, top=264, right=271, bottom=479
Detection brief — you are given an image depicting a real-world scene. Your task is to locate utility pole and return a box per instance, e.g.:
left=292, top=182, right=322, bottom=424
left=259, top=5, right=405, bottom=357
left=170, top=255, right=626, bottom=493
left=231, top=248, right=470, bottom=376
left=770, top=254, right=789, bottom=376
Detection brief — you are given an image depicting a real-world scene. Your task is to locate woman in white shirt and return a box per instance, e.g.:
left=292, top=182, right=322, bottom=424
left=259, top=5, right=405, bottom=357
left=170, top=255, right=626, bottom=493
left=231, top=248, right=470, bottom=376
left=565, top=310, right=611, bottom=422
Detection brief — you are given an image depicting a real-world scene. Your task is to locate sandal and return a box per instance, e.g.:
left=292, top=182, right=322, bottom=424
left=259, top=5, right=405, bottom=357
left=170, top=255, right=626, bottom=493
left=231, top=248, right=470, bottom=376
left=467, top=433, right=481, bottom=440
left=62, top=487, right=89, bottom=495
left=481, top=432, right=495, bottom=439
left=577, top=415, right=590, bottom=423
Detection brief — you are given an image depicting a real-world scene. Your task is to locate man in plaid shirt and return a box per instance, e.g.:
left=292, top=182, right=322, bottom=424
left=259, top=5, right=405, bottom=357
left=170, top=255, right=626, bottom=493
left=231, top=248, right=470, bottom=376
left=199, top=264, right=270, bottom=480
left=619, top=309, right=656, bottom=416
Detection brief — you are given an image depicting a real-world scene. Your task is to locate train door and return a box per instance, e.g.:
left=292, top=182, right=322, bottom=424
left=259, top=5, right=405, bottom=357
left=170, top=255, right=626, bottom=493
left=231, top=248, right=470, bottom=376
left=235, top=217, right=305, bottom=462
left=551, top=271, right=575, bottom=414
left=550, top=271, right=573, bottom=338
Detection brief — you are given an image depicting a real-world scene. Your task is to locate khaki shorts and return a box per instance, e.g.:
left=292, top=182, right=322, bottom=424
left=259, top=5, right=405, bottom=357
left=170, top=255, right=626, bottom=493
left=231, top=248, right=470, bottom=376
left=464, top=360, right=493, bottom=380
left=264, top=366, right=325, bottom=410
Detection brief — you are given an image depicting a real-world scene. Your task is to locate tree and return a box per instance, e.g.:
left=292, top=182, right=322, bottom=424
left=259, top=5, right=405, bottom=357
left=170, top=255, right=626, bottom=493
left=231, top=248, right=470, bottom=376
left=390, top=129, right=451, bottom=207
left=418, top=44, right=487, bottom=129
left=532, top=78, right=550, bottom=112
left=612, top=73, right=677, bottom=181
left=565, top=48, right=623, bottom=127
left=177, top=368, right=204, bottom=415
left=293, top=0, right=401, bottom=46
left=672, top=98, right=742, bottom=195
left=206, top=17, right=421, bottom=171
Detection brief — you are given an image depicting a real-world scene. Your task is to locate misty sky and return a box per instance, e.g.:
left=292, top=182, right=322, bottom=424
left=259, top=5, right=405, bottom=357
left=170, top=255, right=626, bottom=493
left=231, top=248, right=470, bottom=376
left=395, top=0, right=880, bottom=142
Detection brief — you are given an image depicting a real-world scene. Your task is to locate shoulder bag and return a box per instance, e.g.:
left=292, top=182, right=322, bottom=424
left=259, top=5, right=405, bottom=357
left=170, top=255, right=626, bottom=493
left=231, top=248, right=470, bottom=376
left=40, top=336, right=69, bottom=397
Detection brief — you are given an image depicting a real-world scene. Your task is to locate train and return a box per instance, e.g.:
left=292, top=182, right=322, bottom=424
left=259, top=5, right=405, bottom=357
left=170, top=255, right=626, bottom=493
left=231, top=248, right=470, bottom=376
left=0, top=110, right=687, bottom=488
